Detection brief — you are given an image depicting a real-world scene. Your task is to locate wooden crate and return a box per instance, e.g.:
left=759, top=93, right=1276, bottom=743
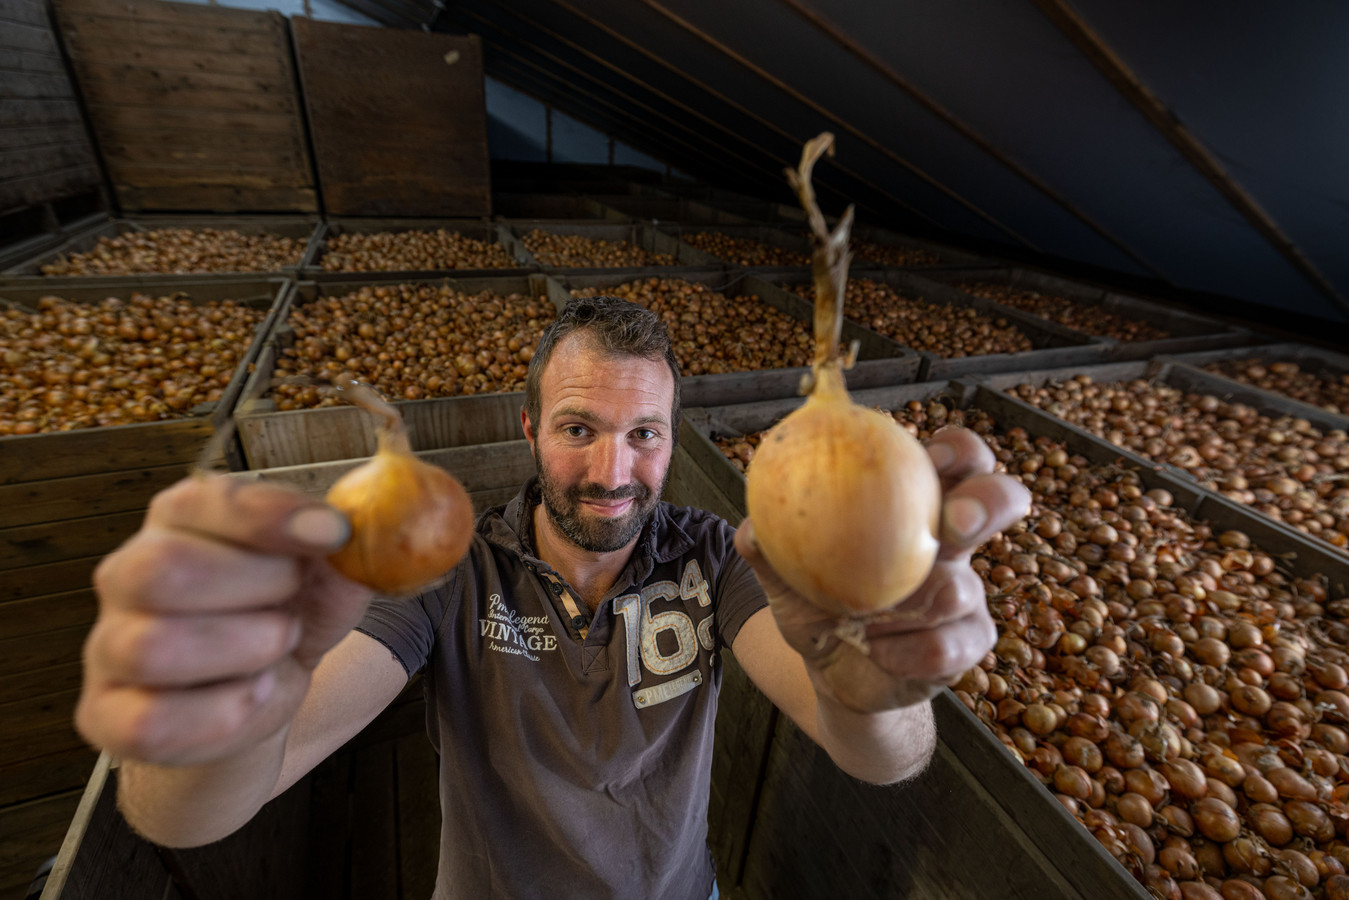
left=1166, top=341, right=1349, bottom=416
left=752, top=269, right=1115, bottom=382
left=1, top=215, right=322, bottom=284
left=915, top=266, right=1257, bottom=361
left=292, top=20, right=489, bottom=218
left=505, top=221, right=717, bottom=271
left=656, top=224, right=814, bottom=268
left=679, top=379, right=1349, bottom=899
left=0, top=278, right=285, bottom=862
left=849, top=222, right=1003, bottom=269
left=551, top=268, right=923, bottom=407
left=235, top=274, right=555, bottom=469
left=304, top=218, right=534, bottom=279
left=52, top=0, right=317, bottom=213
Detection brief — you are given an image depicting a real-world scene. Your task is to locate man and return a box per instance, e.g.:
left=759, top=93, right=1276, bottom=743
left=77, top=296, right=1029, bottom=899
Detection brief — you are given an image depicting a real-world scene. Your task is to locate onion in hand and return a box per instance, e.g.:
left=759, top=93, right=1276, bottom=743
left=745, top=134, right=941, bottom=617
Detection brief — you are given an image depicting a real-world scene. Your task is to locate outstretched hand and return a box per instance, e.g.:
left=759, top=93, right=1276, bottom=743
left=735, top=426, right=1030, bottom=713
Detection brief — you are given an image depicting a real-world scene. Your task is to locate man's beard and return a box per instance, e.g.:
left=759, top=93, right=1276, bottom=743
left=534, top=447, right=667, bottom=553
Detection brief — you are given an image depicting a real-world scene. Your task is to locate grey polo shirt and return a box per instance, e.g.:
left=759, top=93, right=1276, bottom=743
left=357, top=479, right=767, bottom=899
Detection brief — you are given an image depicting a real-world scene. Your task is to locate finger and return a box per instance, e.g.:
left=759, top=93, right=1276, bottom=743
left=937, top=472, right=1031, bottom=558
left=733, top=517, right=793, bottom=599
left=926, top=426, right=997, bottom=491
left=76, top=671, right=280, bottom=765
left=866, top=562, right=987, bottom=634
left=86, top=608, right=301, bottom=688
left=95, top=528, right=306, bottom=615
left=145, top=474, right=350, bottom=557
left=863, top=611, right=997, bottom=685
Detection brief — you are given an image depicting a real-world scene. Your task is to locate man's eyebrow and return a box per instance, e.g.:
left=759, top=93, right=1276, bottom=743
left=551, top=405, right=668, bottom=429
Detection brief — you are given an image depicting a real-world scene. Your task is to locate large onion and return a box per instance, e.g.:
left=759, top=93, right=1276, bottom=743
left=745, top=134, right=941, bottom=616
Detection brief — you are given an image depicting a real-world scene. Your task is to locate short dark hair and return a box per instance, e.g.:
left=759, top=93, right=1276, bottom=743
left=524, top=296, right=681, bottom=442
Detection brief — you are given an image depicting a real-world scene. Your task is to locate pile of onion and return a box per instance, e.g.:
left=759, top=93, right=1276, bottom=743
left=744, top=134, right=942, bottom=618
left=323, top=380, right=474, bottom=595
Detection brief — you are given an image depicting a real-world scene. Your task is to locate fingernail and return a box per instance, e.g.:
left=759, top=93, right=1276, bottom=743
left=286, top=619, right=303, bottom=652
left=928, top=441, right=956, bottom=472
left=252, top=669, right=276, bottom=705
left=286, top=506, right=349, bottom=550
left=944, top=496, right=987, bottom=541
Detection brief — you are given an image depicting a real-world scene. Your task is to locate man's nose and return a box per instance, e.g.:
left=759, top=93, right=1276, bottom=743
left=589, top=435, right=633, bottom=490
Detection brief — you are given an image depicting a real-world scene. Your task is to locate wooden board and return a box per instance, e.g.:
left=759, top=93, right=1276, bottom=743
left=0, top=788, right=86, bottom=899
left=0, top=0, right=101, bottom=214
left=1, top=556, right=100, bottom=602
left=291, top=18, right=490, bottom=217
left=53, top=0, right=316, bottom=213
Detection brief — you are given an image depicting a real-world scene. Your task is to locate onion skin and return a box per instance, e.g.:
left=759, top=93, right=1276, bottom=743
left=325, top=386, right=474, bottom=595
left=746, top=366, right=940, bottom=615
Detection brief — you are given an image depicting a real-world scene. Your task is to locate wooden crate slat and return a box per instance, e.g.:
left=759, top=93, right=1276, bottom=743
left=116, top=184, right=318, bottom=213
left=0, top=743, right=96, bottom=807
left=40, top=763, right=174, bottom=900
left=0, top=687, right=84, bottom=766
left=0, top=69, right=82, bottom=100
left=0, top=142, right=98, bottom=182
left=0, top=122, right=89, bottom=153
left=0, top=464, right=179, bottom=528
left=0, top=509, right=144, bottom=570
left=104, top=134, right=308, bottom=171
left=0, top=788, right=87, bottom=899
left=0, top=0, right=48, bottom=28
left=0, top=418, right=209, bottom=484
left=58, top=10, right=277, bottom=50
left=0, top=19, right=58, bottom=54
left=395, top=732, right=440, bottom=900
left=0, top=47, right=67, bottom=74
left=87, top=103, right=298, bottom=136
left=349, top=740, right=399, bottom=900
left=82, top=83, right=298, bottom=118
left=0, top=164, right=101, bottom=210
left=0, top=587, right=96, bottom=639
left=1, top=658, right=83, bottom=706
left=0, top=622, right=88, bottom=683
left=292, top=18, right=489, bottom=217
left=56, top=0, right=280, bottom=31
left=1, top=556, right=100, bottom=602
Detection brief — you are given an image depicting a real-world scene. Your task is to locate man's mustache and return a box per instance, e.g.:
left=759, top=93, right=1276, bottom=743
left=569, top=483, right=649, bottom=503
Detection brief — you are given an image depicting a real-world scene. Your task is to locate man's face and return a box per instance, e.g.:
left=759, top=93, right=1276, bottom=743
left=525, top=333, right=676, bottom=553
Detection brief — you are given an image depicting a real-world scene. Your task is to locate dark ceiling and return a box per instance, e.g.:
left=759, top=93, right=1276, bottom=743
left=332, top=0, right=1349, bottom=327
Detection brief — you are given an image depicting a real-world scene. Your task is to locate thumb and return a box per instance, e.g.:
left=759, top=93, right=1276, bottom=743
left=734, top=517, right=792, bottom=599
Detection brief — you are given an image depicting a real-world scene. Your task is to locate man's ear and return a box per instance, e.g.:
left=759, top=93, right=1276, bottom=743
left=521, top=407, right=536, bottom=448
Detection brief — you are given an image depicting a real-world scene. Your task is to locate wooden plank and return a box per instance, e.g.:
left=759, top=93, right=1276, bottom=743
left=80, top=82, right=298, bottom=117
left=46, top=766, right=174, bottom=900
left=0, top=0, right=49, bottom=28
left=89, top=104, right=297, bottom=136
left=0, top=688, right=83, bottom=767
left=0, top=418, right=209, bottom=485
left=1, top=556, right=100, bottom=603
left=0, top=588, right=96, bottom=640
left=58, top=13, right=277, bottom=52
left=0, top=144, right=99, bottom=186
left=0, top=96, right=80, bottom=128
left=109, top=163, right=308, bottom=189
left=304, top=749, right=353, bottom=899
left=116, top=184, right=318, bottom=213
left=69, top=40, right=289, bottom=80
left=292, top=19, right=490, bottom=217
left=350, top=740, right=399, bottom=900
left=395, top=732, right=440, bottom=900
left=0, top=788, right=86, bottom=900
left=0, top=744, right=96, bottom=807
left=2, top=659, right=83, bottom=706
left=0, top=19, right=58, bottom=54
left=0, top=465, right=176, bottom=529
left=102, top=131, right=304, bottom=167
left=56, top=0, right=281, bottom=33
left=0, top=623, right=88, bottom=684
left=77, top=58, right=296, bottom=99
left=0, top=509, right=144, bottom=570
left=0, top=69, right=78, bottom=100
left=0, top=122, right=92, bottom=152
left=0, top=165, right=101, bottom=211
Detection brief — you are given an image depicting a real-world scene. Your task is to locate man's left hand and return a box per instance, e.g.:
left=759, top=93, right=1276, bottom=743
left=734, top=425, right=1031, bottom=713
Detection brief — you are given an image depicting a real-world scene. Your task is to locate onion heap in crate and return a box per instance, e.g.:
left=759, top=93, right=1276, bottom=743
left=957, top=281, right=1170, bottom=342
left=41, top=228, right=304, bottom=275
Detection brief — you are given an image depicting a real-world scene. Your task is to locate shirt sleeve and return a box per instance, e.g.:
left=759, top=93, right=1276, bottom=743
left=355, top=540, right=476, bottom=677
left=712, top=519, right=768, bottom=650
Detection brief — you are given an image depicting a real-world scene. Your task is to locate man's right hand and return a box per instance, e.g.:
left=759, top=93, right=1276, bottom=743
left=77, top=474, right=373, bottom=768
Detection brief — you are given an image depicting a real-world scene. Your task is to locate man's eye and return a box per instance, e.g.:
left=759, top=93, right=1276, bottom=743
left=635, top=428, right=657, bottom=441
left=563, top=425, right=587, bottom=438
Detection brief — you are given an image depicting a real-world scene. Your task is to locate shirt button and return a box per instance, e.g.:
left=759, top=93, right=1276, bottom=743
left=571, top=615, right=587, bottom=629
